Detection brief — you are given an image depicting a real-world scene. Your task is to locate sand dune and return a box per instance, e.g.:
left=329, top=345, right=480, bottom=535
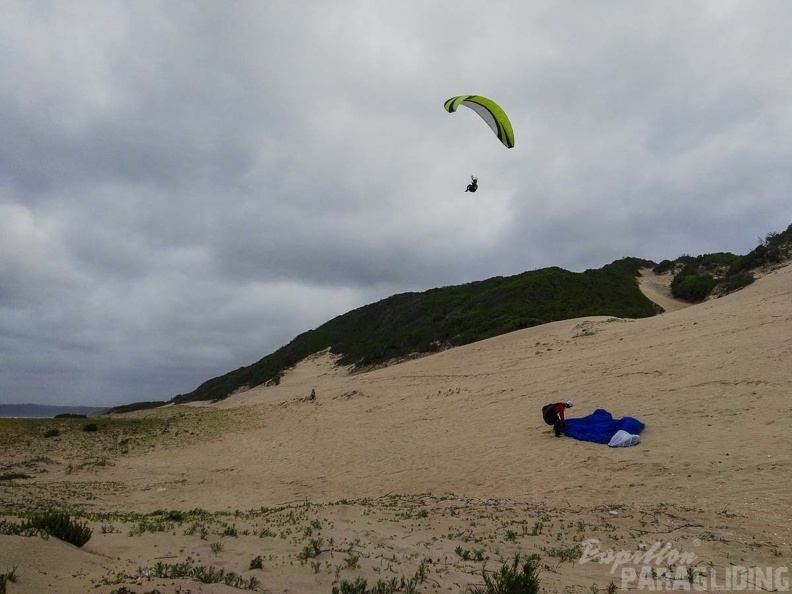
left=1, top=264, right=790, bottom=593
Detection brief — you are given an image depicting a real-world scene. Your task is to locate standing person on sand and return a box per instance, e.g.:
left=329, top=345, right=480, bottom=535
left=542, top=400, right=573, bottom=437
left=309, top=389, right=316, bottom=401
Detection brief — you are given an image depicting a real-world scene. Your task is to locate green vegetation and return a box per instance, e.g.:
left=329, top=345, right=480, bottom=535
left=656, top=252, right=742, bottom=303
left=141, top=559, right=259, bottom=589
left=99, top=223, right=792, bottom=408
left=656, top=223, right=792, bottom=303
left=331, top=557, right=430, bottom=593
left=0, top=495, right=755, bottom=594
left=467, top=554, right=541, bottom=594
left=26, top=510, right=93, bottom=547
left=729, top=223, right=792, bottom=275
left=0, top=568, right=19, bottom=594
left=174, top=257, right=657, bottom=404
left=0, top=408, right=250, bottom=463
left=105, top=401, right=168, bottom=414
left=670, top=263, right=720, bottom=302
left=0, top=512, right=92, bottom=546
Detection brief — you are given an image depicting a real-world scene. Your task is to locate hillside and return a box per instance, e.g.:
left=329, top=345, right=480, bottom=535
left=169, top=257, right=657, bottom=405
left=112, top=222, right=791, bottom=411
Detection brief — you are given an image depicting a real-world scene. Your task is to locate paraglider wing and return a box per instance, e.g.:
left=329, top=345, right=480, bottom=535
left=444, top=95, right=515, bottom=148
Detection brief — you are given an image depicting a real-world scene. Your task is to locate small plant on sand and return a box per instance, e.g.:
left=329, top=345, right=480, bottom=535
left=456, top=546, right=472, bottom=560
left=210, top=541, right=224, bottom=554
left=332, top=577, right=371, bottom=593
left=545, top=544, right=582, bottom=566
left=467, top=554, right=541, bottom=594
left=143, top=560, right=259, bottom=589
left=0, top=567, right=19, bottom=594
left=298, top=537, right=324, bottom=561
left=344, top=553, right=360, bottom=570
left=606, top=581, right=618, bottom=594
left=416, top=558, right=430, bottom=583
left=0, top=520, right=34, bottom=537
left=249, top=555, right=263, bottom=570
left=26, top=511, right=92, bottom=547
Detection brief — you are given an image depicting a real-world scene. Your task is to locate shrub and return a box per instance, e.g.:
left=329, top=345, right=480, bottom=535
left=82, top=423, right=99, bottom=432
left=670, top=267, right=718, bottom=302
left=653, top=259, right=673, bottom=274
left=43, top=428, right=59, bottom=438
left=162, top=510, right=186, bottom=522
left=25, top=511, right=92, bottom=547
left=716, top=271, right=755, bottom=295
left=249, top=555, right=264, bottom=570
left=0, top=567, right=19, bottom=594
left=467, top=554, right=541, bottom=594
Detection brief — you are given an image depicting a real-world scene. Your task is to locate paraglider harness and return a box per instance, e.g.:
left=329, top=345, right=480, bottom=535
left=465, top=176, right=478, bottom=193
left=542, top=403, right=559, bottom=425
left=542, top=402, right=567, bottom=437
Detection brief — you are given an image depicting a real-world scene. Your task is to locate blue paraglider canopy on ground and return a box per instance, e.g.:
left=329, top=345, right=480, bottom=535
left=564, top=409, right=645, bottom=444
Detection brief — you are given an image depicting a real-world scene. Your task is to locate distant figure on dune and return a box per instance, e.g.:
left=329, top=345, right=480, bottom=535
left=465, top=175, right=478, bottom=193
left=309, top=389, right=316, bottom=401
left=542, top=400, right=573, bottom=437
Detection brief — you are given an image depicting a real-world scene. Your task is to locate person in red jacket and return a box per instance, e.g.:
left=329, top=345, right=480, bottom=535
left=542, top=400, right=573, bottom=437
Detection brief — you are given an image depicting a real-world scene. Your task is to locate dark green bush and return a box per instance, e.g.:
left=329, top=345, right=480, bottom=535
left=43, top=428, right=59, bottom=438
left=82, top=423, right=99, bottom=432
left=718, top=271, right=755, bottom=294
left=161, top=510, right=186, bottom=522
left=729, top=224, right=792, bottom=275
left=671, top=274, right=717, bottom=302
left=653, top=259, right=673, bottom=274
left=25, top=511, right=92, bottom=547
left=670, top=263, right=719, bottom=303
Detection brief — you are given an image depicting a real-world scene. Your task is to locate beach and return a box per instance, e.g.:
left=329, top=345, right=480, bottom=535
left=1, top=264, right=790, bottom=593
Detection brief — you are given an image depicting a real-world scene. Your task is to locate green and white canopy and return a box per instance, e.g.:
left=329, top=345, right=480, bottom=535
left=443, top=95, right=515, bottom=149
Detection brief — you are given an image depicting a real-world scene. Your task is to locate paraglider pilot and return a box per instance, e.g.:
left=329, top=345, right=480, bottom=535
left=465, top=176, right=478, bottom=193
left=542, top=400, right=573, bottom=437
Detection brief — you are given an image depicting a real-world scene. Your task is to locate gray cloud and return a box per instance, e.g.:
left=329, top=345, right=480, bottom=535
left=2, top=1, right=792, bottom=406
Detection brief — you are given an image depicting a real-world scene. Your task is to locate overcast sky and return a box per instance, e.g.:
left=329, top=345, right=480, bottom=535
left=2, top=1, right=792, bottom=407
